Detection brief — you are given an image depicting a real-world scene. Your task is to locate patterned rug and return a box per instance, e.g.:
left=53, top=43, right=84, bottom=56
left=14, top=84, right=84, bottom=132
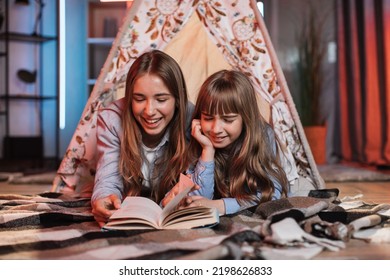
left=318, top=164, right=390, bottom=182
left=1, top=191, right=388, bottom=260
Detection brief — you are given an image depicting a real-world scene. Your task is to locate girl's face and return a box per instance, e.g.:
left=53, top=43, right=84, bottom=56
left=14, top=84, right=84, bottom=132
left=132, top=73, right=176, bottom=147
left=200, top=112, right=243, bottom=148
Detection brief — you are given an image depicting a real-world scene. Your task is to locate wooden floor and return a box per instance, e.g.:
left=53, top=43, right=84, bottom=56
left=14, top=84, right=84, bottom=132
left=0, top=175, right=389, bottom=259
left=0, top=181, right=52, bottom=195
left=316, top=181, right=390, bottom=259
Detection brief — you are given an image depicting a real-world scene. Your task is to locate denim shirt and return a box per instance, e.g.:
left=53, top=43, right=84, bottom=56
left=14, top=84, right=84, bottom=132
left=187, top=159, right=283, bottom=215
left=187, top=126, right=283, bottom=215
left=91, top=98, right=194, bottom=203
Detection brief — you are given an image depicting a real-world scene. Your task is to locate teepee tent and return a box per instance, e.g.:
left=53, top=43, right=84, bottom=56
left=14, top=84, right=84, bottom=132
left=53, top=0, right=325, bottom=197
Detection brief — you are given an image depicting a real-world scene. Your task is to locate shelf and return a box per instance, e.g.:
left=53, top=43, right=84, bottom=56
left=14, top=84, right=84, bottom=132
left=0, top=32, right=57, bottom=43
left=0, top=95, right=57, bottom=101
left=87, top=37, right=114, bottom=45
left=1, top=0, right=59, bottom=161
left=87, top=1, right=127, bottom=94
left=89, top=2, right=127, bottom=37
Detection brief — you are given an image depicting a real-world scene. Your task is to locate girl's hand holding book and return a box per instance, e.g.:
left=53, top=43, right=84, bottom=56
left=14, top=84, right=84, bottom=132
left=161, top=175, right=200, bottom=208
left=185, top=195, right=226, bottom=216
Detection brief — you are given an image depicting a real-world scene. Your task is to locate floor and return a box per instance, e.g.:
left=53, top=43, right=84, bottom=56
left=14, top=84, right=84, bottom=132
left=315, top=181, right=390, bottom=260
left=0, top=165, right=389, bottom=259
left=0, top=181, right=52, bottom=195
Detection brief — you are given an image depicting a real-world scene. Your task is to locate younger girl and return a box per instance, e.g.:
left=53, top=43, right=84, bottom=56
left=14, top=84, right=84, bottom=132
left=185, top=69, right=289, bottom=215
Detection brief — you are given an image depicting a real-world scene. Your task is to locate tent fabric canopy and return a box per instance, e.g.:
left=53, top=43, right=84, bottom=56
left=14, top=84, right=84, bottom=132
left=53, top=0, right=324, bottom=197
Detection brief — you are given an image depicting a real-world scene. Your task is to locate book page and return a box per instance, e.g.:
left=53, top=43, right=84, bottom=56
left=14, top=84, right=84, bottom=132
left=163, top=207, right=219, bottom=229
left=163, top=206, right=212, bottom=224
left=105, top=174, right=200, bottom=230
left=103, top=218, right=158, bottom=230
left=160, top=174, right=195, bottom=223
left=108, top=196, right=162, bottom=228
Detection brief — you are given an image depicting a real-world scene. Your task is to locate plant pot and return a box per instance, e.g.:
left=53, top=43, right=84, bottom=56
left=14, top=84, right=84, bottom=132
left=304, top=125, right=327, bottom=165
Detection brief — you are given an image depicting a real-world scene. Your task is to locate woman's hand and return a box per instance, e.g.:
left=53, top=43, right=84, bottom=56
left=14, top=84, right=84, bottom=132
left=185, top=195, right=226, bottom=215
left=91, top=194, right=122, bottom=227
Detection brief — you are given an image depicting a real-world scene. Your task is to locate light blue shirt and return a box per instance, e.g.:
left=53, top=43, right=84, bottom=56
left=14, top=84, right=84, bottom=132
left=188, top=159, right=283, bottom=215
left=91, top=98, right=194, bottom=203
left=187, top=127, right=283, bottom=215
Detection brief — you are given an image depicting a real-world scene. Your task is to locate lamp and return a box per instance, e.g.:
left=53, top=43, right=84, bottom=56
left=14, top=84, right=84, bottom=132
left=15, top=0, right=30, bottom=5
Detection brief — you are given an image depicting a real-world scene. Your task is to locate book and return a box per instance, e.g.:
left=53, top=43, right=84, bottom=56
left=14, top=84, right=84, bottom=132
left=103, top=174, right=219, bottom=230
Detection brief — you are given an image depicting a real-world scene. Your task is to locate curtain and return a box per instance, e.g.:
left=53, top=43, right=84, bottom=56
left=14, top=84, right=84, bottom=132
left=337, top=0, right=390, bottom=165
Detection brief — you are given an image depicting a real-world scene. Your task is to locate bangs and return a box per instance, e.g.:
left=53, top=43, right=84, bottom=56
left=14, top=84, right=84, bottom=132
left=200, top=88, right=240, bottom=116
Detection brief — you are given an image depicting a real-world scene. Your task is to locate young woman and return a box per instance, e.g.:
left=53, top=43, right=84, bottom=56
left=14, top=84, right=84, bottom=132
left=185, top=69, right=289, bottom=215
left=91, top=50, right=193, bottom=226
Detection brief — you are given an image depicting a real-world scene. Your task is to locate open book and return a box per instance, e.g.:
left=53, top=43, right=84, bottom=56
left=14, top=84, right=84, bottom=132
left=103, top=174, right=219, bottom=230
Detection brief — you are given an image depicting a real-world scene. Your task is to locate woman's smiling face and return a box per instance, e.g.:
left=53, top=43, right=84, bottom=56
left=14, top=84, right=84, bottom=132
left=132, top=73, right=176, bottom=147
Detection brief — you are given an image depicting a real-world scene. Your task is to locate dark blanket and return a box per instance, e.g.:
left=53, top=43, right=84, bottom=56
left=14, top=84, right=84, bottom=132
left=0, top=191, right=388, bottom=260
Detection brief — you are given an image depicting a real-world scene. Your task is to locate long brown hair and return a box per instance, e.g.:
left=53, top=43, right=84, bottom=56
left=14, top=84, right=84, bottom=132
left=188, top=70, right=288, bottom=204
left=120, top=50, right=188, bottom=203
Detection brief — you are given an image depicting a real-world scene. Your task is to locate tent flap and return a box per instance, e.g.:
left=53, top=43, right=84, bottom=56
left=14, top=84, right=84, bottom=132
left=53, top=0, right=323, bottom=197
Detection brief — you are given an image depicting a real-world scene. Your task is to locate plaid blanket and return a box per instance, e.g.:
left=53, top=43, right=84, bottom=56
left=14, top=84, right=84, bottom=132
left=0, top=191, right=389, bottom=260
left=0, top=192, right=255, bottom=260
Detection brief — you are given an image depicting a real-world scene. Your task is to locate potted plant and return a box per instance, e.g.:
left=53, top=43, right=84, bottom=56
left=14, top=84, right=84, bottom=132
left=295, top=3, right=328, bottom=164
